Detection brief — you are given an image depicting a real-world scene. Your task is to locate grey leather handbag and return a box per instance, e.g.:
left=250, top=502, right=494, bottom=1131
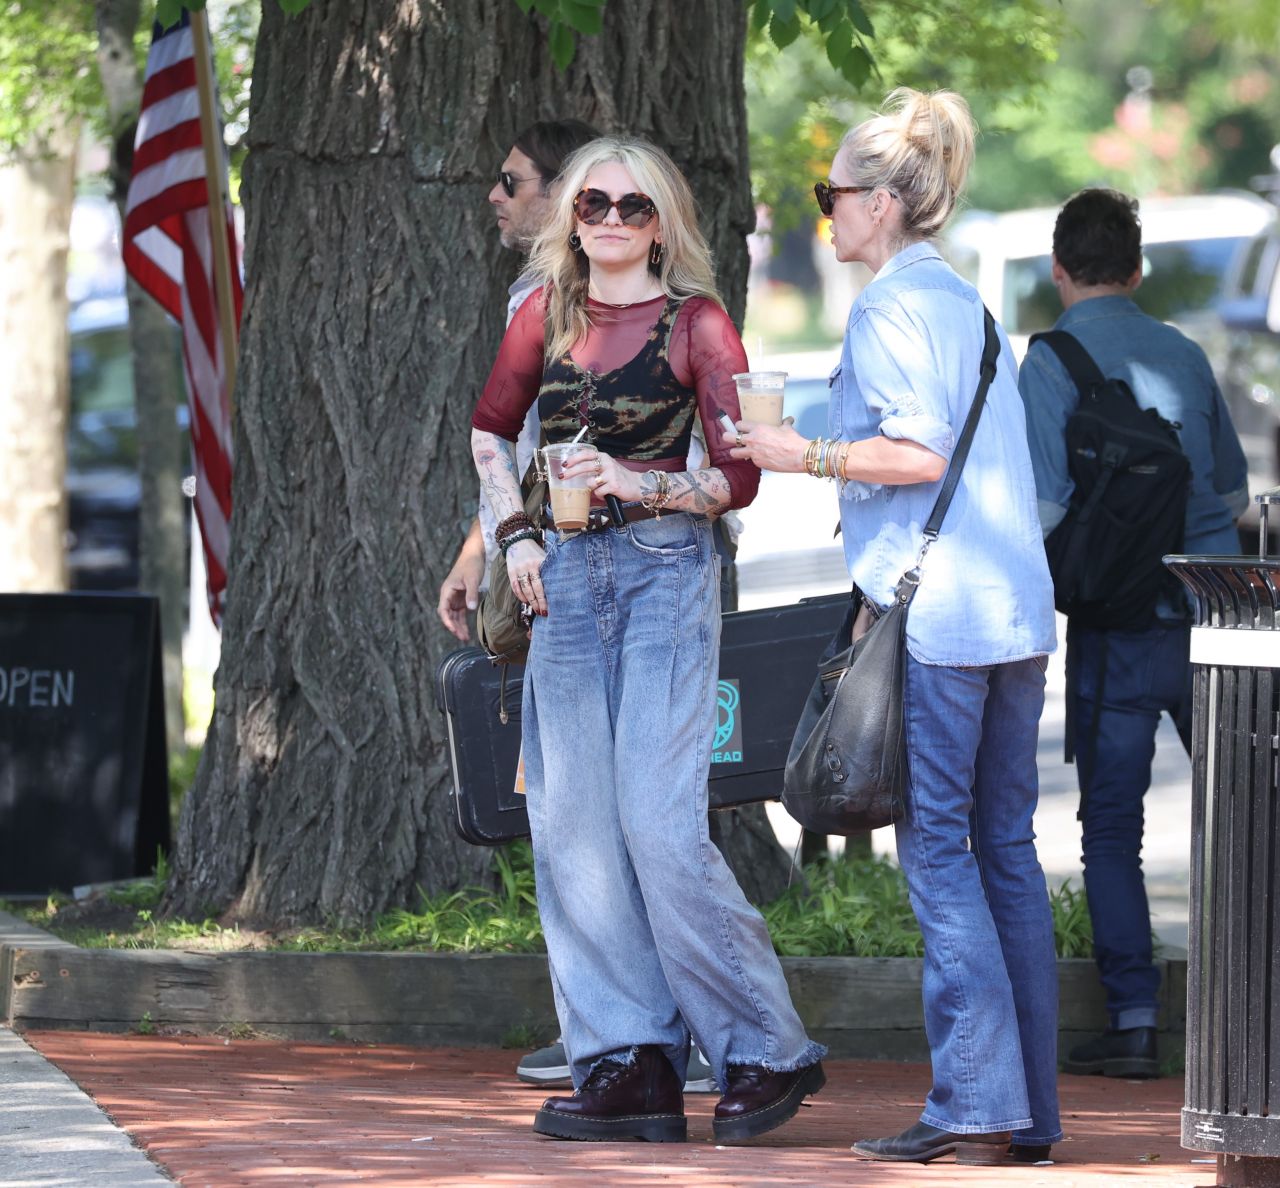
left=782, top=309, right=1000, bottom=835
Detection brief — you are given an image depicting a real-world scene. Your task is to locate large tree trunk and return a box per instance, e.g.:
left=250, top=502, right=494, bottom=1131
left=166, top=0, right=777, bottom=926
left=95, top=0, right=190, bottom=759
left=0, top=137, right=76, bottom=592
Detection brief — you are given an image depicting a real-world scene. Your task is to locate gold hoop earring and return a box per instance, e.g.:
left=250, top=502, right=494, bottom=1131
left=650, top=241, right=664, bottom=267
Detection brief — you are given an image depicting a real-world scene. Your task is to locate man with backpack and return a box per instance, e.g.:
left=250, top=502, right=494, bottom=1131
left=1019, top=188, right=1248, bottom=1078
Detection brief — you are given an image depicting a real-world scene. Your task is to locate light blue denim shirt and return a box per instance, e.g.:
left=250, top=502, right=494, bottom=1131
left=1018, top=295, right=1249, bottom=556
left=832, top=242, right=1057, bottom=666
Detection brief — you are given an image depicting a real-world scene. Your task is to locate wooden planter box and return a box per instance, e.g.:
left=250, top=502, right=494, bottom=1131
left=1, top=912, right=1186, bottom=1059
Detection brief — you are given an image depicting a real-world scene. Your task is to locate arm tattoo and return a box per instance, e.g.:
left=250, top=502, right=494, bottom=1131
left=472, top=431, right=524, bottom=520
left=664, top=468, right=731, bottom=515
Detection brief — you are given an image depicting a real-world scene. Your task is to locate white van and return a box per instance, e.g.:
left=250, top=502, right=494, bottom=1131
left=945, top=193, right=1279, bottom=535
left=944, top=192, right=1276, bottom=358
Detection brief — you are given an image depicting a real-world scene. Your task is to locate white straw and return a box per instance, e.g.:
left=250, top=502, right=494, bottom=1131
left=570, top=424, right=589, bottom=445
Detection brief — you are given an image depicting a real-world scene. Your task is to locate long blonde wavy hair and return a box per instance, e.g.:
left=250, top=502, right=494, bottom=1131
left=527, top=137, right=723, bottom=361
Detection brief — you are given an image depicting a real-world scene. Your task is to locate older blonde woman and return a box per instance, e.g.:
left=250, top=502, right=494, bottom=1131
left=470, top=137, right=825, bottom=1144
left=729, top=91, right=1061, bottom=1165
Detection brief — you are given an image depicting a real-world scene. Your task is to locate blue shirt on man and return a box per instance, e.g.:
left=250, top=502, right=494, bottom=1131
left=1018, top=294, right=1249, bottom=566
left=832, top=242, right=1056, bottom=667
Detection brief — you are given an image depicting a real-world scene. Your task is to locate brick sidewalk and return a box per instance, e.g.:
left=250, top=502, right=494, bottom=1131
left=26, top=1033, right=1214, bottom=1187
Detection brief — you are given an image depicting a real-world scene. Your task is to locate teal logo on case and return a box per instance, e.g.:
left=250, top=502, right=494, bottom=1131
left=712, top=679, right=743, bottom=764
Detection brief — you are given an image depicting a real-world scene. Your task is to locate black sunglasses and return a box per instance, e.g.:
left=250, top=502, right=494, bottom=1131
left=499, top=169, right=542, bottom=198
left=573, top=188, right=658, bottom=228
left=814, top=180, right=871, bottom=217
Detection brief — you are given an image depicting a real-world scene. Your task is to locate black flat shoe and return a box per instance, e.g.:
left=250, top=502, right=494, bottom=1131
left=1010, top=1142, right=1053, bottom=1163
left=852, top=1119, right=1011, bottom=1164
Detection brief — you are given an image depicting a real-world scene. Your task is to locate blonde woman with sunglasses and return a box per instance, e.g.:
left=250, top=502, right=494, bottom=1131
left=471, top=137, right=825, bottom=1145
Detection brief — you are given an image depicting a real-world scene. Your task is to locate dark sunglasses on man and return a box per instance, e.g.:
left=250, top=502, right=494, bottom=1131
left=572, top=187, right=658, bottom=228
left=499, top=169, right=542, bottom=198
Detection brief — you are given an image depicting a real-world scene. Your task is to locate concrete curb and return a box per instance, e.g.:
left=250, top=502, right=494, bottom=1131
left=0, top=912, right=1187, bottom=1062
left=0, top=1025, right=171, bottom=1185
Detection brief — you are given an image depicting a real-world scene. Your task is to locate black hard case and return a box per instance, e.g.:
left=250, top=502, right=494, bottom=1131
left=436, top=592, right=849, bottom=845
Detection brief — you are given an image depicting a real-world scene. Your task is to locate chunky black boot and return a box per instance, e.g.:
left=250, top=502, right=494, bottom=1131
left=1063, top=1026, right=1159, bottom=1078
left=712, top=1061, right=826, bottom=1142
left=533, top=1045, right=686, bottom=1142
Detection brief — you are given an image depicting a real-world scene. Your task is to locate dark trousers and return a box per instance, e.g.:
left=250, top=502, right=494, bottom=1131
left=1071, top=622, right=1192, bottom=1029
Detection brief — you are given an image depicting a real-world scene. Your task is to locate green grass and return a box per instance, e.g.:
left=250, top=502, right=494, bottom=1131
left=7, top=842, right=1095, bottom=960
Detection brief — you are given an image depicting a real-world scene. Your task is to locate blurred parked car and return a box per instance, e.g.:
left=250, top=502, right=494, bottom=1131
left=1215, top=220, right=1280, bottom=517
left=946, top=193, right=1279, bottom=540
left=945, top=193, right=1276, bottom=354
left=66, top=295, right=187, bottom=590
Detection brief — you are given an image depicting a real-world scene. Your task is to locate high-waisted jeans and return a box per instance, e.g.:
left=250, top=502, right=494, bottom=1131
left=897, top=655, right=1062, bottom=1146
left=522, top=512, right=825, bottom=1089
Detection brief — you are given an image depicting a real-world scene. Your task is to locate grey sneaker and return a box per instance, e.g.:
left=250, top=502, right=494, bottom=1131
left=517, top=1040, right=717, bottom=1093
left=683, top=1047, right=715, bottom=1094
left=516, top=1039, right=571, bottom=1086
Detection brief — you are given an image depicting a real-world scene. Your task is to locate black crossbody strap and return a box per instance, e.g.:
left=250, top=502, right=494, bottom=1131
left=892, top=307, right=1000, bottom=607
left=1027, top=329, right=1107, bottom=398
left=921, top=307, right=1000, bottom=542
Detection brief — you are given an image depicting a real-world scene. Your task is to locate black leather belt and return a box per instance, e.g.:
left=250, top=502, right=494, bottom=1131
left=544, top=500, right=662, bottom=533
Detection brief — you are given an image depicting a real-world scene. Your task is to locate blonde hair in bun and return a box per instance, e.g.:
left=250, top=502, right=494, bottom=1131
left=837, top=88, right=977, bottom=239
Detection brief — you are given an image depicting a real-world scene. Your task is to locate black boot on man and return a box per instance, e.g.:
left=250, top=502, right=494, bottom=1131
left=852, top=1119, right=1011, bottom=1164
left=533, top=1045, right=686, bottom=1142
left=1064, top=1026, right=1159, bottom=1078
left=712, top=1060, right=826, bottom=1142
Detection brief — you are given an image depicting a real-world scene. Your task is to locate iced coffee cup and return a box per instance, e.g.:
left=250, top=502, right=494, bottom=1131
left=543, top=441, right=598, bottom=531
left=732, top=371, right=787, bottom=426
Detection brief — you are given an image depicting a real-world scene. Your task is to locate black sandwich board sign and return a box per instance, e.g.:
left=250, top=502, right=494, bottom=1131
left=0, top=593, right=170, bottom=895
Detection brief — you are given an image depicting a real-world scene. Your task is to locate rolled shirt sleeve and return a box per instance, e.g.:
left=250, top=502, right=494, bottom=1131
left=847, top=305, right=955, bottom=459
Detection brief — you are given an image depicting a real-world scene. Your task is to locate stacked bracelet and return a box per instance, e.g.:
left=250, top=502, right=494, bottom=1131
left=494, top=511, right=533, bottom=543
left=803, top=437, right=851, bottom=481
left=497, top=526, right=540, bottom=554
left=495, top=511, right=539, bottom=554
left=640, top=469, right=673, bottom=518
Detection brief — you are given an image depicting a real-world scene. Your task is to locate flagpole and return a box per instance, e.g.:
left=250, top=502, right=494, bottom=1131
left=189, top=7, right=240, bottom=420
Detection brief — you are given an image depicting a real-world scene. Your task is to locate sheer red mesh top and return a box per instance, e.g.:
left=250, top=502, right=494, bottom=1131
left=472, top=287, right=759, bottom=509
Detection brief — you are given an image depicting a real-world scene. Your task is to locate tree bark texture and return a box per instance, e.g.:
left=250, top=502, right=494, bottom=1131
left=96, top=0, right=190, bottom=757
left=0, top=137, right=76, bottom=592
left=167, top=0, right=773, bottom=925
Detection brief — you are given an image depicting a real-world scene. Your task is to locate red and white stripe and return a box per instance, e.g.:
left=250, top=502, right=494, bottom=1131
left=123, top=13, right=241, bottom=625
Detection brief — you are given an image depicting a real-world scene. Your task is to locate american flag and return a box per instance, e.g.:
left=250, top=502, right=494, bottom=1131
left=122, top=11, right=242, bottom=625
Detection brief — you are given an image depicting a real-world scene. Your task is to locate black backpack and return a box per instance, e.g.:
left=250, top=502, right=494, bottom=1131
left=1028, top=330, right=1190, bottom=632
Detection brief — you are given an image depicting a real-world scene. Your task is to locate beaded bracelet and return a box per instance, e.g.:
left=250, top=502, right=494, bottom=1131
left=494, top=511, right=534, bottom=548
left=497, top=526, right=540, bottom=554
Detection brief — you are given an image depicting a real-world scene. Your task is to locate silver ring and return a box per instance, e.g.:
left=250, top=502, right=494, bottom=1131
left=517, top=574, right=531, bottom=585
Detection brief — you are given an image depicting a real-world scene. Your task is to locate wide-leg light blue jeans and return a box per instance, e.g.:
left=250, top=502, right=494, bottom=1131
left=897, top=654, right=1063, bottom=1146
left=522, top=512, right=825, bottom=1089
